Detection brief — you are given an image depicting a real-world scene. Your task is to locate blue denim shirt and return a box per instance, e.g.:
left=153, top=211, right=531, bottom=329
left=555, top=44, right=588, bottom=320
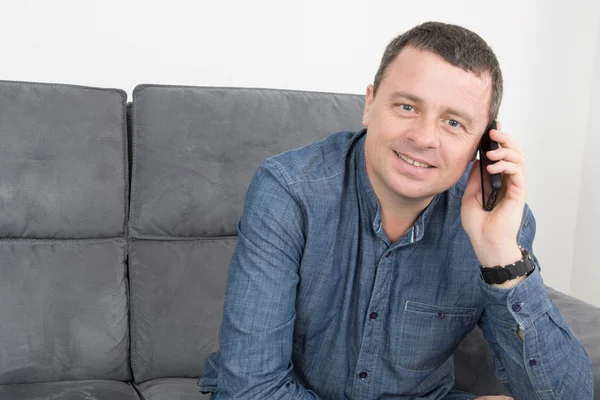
left=198, top=130, right=593, bottom=399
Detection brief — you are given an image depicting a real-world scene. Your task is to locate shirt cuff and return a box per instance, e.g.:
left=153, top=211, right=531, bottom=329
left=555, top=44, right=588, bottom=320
left=479, top=265, right=553, bottom=328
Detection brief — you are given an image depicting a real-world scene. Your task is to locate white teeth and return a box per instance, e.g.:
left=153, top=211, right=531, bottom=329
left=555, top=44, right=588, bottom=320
left=397, top=153, right=432, bottom=168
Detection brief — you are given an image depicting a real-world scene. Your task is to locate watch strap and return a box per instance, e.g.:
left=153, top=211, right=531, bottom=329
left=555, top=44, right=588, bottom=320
left=480, top=248, right=535, bottom=285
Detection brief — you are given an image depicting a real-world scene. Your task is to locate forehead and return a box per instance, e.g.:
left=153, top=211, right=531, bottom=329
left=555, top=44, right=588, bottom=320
left=379, top=47, right=492, bottom=121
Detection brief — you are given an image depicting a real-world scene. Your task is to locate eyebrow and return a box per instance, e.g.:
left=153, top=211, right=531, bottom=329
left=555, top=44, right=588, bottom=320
left=389, top=91, right=474, bottom=127
left=389, top=91, right=424, bottom=104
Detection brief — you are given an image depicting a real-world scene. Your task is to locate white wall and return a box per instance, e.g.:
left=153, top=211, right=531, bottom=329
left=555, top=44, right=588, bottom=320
left=3, top=0, right=600, bottom=302
left=572, top=16, right=600, bottom=307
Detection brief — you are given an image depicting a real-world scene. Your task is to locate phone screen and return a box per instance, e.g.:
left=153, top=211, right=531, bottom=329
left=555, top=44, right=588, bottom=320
left=479, top=121, right=501, bottom=211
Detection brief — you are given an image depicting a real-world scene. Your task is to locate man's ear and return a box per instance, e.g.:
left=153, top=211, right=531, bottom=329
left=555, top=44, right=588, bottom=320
left=471, top=138, right=481, bottom=161
left=362, top=84, right=375, bottom=127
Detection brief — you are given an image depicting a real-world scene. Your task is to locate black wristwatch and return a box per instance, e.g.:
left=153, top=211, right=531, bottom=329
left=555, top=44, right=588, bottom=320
left=480, top=248, right=535, bottom=285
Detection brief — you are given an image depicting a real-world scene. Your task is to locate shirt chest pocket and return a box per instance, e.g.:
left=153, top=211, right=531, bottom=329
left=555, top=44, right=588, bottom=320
left=397, top=301, right=478, bottom=372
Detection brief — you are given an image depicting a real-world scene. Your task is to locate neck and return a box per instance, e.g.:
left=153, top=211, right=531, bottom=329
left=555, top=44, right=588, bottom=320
left=378, top=192, right=433, bottom=243
left=363, top=146, right=434, bottom=243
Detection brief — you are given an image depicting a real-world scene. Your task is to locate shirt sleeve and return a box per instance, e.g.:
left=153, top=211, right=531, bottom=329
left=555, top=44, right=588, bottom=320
left=211, top=159, right=320, bottom=399
left=477, top=205, right=594, bottom=400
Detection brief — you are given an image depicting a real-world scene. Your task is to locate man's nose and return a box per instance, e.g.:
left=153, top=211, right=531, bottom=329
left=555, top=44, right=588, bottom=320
left=406, top=118, right=440, bottom=148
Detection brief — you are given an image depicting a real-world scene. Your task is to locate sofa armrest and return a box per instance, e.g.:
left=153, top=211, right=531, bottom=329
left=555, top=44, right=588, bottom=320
left=546, top=286, right=600, bottom=398
left=454, top=286, right=600, bottom=399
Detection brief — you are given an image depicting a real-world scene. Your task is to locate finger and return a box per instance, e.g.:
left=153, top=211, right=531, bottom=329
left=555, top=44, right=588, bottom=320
left=490, top=128, right=524, bottom=156
left=487, top=160, right=526, bottom=190
left=487, top=160, right=524, bottom=176
left=486, top=148, right=526, bottom=167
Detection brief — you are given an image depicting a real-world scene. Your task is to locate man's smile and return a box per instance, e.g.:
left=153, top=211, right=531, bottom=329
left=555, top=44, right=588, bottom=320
left=395, top=152, right=435, bottom=168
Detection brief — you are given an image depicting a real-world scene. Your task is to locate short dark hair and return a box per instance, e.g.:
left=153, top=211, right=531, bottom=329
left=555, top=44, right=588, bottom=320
left=373, top=21, right=503, bottom=123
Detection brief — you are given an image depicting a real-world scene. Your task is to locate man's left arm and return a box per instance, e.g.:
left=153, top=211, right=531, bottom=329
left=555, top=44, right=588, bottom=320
left=461, top=122, right=593, bottom=399
left=477, top=206, right=593, bottom=399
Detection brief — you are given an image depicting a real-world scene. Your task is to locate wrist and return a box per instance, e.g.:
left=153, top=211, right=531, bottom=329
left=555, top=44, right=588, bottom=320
left=492, top=274, right=526, bottom=289
left=479, top=246, right=535, bottom=288
left=478, top=245, right=522, bottom=268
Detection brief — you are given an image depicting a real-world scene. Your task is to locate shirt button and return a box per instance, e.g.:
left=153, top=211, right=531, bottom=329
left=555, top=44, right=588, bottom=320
left=358, top=371, right=368, bottom=379
left=369, top=311, right=378, bottom=320
left=436, top=311, right=446, bottom=320
left=512, top=302, right=524, bottom=313
left=385, top=252, right=391, bottom=258
left=529, top=358, right=537, bottom=367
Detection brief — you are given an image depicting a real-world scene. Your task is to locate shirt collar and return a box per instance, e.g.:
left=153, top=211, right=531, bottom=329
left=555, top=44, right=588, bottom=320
left=355, top=129, right=441, bottom=245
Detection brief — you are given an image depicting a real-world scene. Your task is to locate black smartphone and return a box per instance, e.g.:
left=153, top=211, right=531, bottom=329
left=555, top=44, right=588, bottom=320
left=479, top=120, right=502, bottom=211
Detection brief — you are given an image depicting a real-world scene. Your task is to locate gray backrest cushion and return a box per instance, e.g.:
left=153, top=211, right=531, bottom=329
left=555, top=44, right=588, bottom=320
left=0, top=81, right=128, bottom=238
left=454, top=286, right=600, bottom=399
left=0, top=81, right=130, bottom=384
left=129, top=85, right=365, bottom=238
left=129, top=85, right=364, bottom=382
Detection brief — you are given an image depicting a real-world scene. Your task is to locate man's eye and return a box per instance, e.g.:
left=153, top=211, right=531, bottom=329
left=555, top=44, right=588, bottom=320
left=400, top=104, right=413, bottom=112
left=447, top=119, right=461, bottom=128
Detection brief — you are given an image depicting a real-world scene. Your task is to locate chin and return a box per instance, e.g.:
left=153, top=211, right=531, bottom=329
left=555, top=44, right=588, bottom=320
left=391, top=186, right=436, bottom=202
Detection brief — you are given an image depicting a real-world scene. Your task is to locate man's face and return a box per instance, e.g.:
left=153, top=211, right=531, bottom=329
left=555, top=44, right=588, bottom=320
left=363, top=46, right=493, bottom=206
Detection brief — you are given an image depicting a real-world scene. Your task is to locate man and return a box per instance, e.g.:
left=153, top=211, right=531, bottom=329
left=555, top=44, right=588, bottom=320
left=199, top=22, right=593, bottom=399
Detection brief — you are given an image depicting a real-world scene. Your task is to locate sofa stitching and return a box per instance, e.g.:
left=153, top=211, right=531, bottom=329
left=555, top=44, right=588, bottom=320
left=124, top=238, right=134, bottom=382
left=128, top=240, right=140, bottom=383
left=129, top=87, right=140, bottom=236
left=0, top=80, right=128, bottom=96
left=131, top=83, right=365, bottom=99
left=0, top=237, right=126, bottom=245
left=121, top=95, right=129, bottom=236
left=129, top=92, right=140, bottom=382
left=128, top=234, right=237, bottom=242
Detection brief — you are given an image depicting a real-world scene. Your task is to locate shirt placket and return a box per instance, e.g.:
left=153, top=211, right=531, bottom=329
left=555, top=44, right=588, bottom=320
left=349, top=244, right=396, bottom=399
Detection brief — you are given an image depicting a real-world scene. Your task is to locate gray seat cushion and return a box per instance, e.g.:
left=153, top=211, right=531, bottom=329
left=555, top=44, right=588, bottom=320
left=135, top=378, right=209, bottom=400
left=0, top=380, right=139, bottom=400
left=454, top=326, right=510, bottom=397
left=129, top=239, right=236, bottom=382
left=0, top=240, right=130, bottom=384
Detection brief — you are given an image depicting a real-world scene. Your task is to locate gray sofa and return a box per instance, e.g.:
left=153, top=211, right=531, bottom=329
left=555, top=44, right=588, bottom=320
left=0, top=80, right=597, bottom=400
